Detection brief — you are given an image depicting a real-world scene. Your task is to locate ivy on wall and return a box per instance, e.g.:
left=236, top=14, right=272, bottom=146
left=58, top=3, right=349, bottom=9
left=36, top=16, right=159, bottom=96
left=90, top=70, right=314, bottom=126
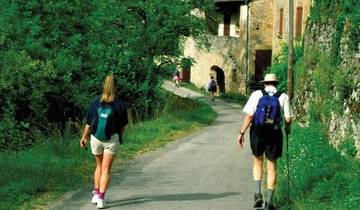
left=270, top=0, right=360, bottom=156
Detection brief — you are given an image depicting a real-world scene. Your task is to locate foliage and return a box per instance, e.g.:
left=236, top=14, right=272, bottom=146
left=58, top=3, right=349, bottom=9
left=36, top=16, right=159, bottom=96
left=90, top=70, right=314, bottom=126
left=159, top=63, right=178, bottom=78
left=309, top=0, right=360, bottom=22
left=276, top=123, right=360, bottom=210
left=0, top=0, right=215, bottom=151
left=180, top=57, right=194, bottom=69
left=293, top=47, right=356, bottom=123
left=0, top=94, right=216, bottom=209
left=309, top=0, right=360, bottom=53
left=268, top=43, right=303, bottom=93
left=271, top=1, right=360, bottom=209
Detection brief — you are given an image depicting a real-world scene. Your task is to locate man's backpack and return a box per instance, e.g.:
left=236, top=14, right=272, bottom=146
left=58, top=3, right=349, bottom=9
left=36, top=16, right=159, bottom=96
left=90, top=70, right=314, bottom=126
left=253, top=90, right=282, bottom=127
left=91, top=104, right=116, bottom=141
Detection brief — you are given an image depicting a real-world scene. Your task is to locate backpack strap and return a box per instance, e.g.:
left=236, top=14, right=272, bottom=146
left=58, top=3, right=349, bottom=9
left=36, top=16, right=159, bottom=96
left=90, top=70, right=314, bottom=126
left=261, top=89, right=268, bottom=96
left=273, top=91, right=283, bottom=98
left=261, top=89, right=282, bottom=98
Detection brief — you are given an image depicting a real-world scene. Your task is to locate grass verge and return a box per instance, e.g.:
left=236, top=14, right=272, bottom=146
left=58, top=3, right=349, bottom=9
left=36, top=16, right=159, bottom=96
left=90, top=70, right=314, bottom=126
left=276, top=122, right=360, bottom=209
left=181, top=82, right=207, bottom=95
left=0, top=94, right=216, bottom=210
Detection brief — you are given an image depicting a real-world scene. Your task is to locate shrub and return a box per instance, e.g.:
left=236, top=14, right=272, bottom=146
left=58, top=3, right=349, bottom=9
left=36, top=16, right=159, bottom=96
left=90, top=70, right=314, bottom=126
left=268, top=43, right=304, bottom=93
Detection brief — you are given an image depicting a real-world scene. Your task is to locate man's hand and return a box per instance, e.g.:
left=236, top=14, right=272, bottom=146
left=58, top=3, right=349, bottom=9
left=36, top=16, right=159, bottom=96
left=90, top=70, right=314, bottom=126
left=285, top=125, right=291, bottom=135
left=237, top=133, right=245, bottom=148
left=285, top=118, right=291, bottom=135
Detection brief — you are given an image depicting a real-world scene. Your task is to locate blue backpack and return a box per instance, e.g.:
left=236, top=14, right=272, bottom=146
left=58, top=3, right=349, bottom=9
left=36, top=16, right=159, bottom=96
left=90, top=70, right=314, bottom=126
left=91, top=104, right=116, bottom=141
left=208, top=80, right=217, bottom=91
left=253, top=90, right=282, bottom=126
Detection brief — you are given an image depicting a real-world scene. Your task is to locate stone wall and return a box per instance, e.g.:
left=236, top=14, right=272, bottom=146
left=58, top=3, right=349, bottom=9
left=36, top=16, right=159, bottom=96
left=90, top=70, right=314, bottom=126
left=295, top=18, right=360, bottom=157
left=184, top=36, right=246, bottom=92
left=184, top=0, right=275, bottom=94
left=247, top=0, right=274, bottom=80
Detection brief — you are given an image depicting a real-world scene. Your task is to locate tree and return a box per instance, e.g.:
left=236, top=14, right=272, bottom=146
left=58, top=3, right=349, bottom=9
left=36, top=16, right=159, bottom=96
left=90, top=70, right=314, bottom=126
left=0, top=0, right=214, bottom=150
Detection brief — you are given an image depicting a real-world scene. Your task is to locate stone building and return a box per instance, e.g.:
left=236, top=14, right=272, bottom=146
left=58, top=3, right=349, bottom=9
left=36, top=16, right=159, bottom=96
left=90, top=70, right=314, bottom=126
left=183, top=0, right=311, bottom=94
left=272, top=0, right=311, bottom=54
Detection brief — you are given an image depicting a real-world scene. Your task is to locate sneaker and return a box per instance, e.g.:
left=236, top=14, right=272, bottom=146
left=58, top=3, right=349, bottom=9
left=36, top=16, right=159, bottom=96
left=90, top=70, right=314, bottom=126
left=264, top=201, right=276, bottom=210
left=97, top=199, right=106, bottom=209
left=253, top=193, right=263, bottom=208
left=91, top=191, right=99, bottom=204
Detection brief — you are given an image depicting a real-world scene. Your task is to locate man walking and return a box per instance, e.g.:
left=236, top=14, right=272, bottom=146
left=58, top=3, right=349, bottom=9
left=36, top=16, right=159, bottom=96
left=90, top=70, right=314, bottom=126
left=237, top=74, right=292, bottom=210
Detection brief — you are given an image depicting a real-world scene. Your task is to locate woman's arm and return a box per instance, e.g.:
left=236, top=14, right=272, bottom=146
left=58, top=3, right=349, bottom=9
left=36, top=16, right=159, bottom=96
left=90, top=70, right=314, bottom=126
left=80, top=124, right=91, bottom=147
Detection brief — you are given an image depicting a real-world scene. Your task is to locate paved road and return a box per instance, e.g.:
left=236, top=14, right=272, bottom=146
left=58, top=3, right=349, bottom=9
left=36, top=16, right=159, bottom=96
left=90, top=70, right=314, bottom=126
left=52, top=81, right=254, bottom=210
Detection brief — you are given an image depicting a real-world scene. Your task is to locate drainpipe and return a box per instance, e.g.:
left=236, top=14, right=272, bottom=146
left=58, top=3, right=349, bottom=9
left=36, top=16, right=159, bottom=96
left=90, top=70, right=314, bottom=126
left=245, top=0, right=250, bottom=93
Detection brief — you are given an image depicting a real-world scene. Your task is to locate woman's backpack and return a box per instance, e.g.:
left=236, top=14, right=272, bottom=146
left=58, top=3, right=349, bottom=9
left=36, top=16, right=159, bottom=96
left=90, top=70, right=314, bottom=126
left=91, top=104, right=116, bottom=141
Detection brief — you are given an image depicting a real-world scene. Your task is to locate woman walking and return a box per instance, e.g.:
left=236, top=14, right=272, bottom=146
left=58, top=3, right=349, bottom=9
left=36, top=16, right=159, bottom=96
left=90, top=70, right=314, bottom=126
left=80, top=75, right=128, bottom=209
left=173, top=69, right=181, bottom=87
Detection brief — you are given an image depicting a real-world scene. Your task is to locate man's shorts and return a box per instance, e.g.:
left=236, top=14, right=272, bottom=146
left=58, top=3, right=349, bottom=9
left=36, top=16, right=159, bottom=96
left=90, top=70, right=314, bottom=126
left=90, top=134, right=120, bottom=155
left=250, top=125, right=283, bottom=160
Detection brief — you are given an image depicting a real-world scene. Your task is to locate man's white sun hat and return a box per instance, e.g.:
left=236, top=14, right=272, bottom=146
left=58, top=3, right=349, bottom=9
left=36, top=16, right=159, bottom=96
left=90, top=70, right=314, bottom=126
left=260, top=73, right=279, bottom=83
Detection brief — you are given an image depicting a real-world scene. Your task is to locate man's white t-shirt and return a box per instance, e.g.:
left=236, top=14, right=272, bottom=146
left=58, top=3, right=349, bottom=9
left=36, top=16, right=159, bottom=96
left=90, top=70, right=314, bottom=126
left=243, top=86, right=292, bottom=119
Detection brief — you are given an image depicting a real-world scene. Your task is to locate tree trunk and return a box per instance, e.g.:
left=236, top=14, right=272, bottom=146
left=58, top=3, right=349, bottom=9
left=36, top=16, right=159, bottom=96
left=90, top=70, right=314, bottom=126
left=288, top=0, right=294, bottom=100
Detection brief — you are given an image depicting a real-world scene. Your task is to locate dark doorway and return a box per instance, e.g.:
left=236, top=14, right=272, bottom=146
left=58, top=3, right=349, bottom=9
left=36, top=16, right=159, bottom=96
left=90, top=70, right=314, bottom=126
left=255, top=50, right=272, bottom=82
left=181, top=68, right=190, bottom=83
left=211, top=65, right=225, bottom=93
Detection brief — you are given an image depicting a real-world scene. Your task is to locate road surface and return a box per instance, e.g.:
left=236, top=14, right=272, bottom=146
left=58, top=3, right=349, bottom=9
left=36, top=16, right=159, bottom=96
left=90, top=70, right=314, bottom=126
left=51, top=81, right=254, bottom=210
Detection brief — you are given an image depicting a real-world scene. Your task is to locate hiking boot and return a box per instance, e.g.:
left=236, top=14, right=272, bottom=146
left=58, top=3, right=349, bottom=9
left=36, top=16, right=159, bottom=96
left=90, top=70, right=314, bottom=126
left=253, top=193, right=263, bottom=208
left=97, top=199, right=106, bottom=209
left=91, top=191, right=99, bottom=204
left=264, top=201, right=276, bottom=210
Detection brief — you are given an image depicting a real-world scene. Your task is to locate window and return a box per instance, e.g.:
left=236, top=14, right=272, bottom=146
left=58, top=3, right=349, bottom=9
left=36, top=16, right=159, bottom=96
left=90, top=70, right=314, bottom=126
left=223, top=13, right=231, bottom=36
left=279, top=8, right=284, bottom=38
left=296, top=7, right=303, bottom=38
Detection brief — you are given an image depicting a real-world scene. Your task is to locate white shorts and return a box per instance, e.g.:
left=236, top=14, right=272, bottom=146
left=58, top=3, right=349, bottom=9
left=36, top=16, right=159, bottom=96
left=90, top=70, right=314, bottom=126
left=90, top=134, right=120, bottom=155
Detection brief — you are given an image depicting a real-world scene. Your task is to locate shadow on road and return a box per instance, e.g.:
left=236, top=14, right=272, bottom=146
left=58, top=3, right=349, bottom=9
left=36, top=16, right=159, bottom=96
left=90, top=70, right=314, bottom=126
left=107, top=192, right=240, bottom=208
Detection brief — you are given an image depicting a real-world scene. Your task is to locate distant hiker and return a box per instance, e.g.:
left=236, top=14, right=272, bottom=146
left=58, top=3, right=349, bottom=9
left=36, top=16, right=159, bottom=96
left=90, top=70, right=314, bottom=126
left=237, top=73, right=292, bottom=210
left=207, top=75, right=217, bottom=101
left=173, top=69, right=180, bottom=87
left=80, top=75, right=128, bottom=209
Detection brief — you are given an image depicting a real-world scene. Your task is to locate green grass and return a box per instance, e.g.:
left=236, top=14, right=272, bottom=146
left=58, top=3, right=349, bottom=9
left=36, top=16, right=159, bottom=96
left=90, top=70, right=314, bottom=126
left=276, top=122, right=360, bottom=210
left=181, top=82, right=207, bottom=94
left=0, top=94, right=216, bottom=210
left=218, top=92, right=248, bottom=105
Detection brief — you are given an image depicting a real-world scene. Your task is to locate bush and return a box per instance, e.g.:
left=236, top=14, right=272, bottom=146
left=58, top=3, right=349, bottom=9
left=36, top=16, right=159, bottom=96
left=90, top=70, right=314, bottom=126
left=0, top=0, right=214, bottom=151
left=268, top=43, right=303, bottom=93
